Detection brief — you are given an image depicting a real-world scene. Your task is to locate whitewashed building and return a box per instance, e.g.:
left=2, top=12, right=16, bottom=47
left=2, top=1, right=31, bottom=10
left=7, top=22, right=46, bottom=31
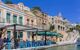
left=51, top=12, right=70, bottom=41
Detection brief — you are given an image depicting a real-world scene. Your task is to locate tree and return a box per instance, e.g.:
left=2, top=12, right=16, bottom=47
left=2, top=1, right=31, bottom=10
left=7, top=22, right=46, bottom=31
left=75, top=25, right=80, bottom=30
left=4, top=0, right=13, bottom=4
left=31, top=6, right=41, bottom=11
left=67, top=24, right=80, bottom=34
left=67, top=28, right=74, bottom=32
left=49, top=25, right=55, bottom=31
left=75, top=25, right=80, bottom=34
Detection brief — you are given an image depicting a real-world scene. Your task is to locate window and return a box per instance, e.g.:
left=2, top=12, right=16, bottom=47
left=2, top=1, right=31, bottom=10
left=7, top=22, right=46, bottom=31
left=27, top=19, right=29, bottom=21
left=13, top=15, right=17, bottom=24
left=63, top=27, right=65, bottom=30
left=27, top=19, right=29, bottom=25
left=58, top=25, right=60, bottom=30
left=7, top=31, right=11, bottom=40
left=31, top=20, right=34, bottom=26
left=19, top=17, right=23, bottom=25
left=52, top=18, right=54, bottom=20
left=6, top=13, right=10, bottom=23
left=18, top=32, right=23, bottom=38
left=31, top=20, right=33, bottom=22
left=27, top=32, right=30, bottom=39
left=14, top=32, right=23, bottom=39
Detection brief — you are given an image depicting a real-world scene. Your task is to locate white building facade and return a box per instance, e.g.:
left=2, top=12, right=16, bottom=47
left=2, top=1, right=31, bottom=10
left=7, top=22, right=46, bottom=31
left=51, top=13, right=70, bottom=41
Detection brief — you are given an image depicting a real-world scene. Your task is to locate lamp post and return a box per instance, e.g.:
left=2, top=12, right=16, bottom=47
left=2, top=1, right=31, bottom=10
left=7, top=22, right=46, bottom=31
left=13, top=24, right=17, bottom=48
left=44, top=30, right=47, bottom=45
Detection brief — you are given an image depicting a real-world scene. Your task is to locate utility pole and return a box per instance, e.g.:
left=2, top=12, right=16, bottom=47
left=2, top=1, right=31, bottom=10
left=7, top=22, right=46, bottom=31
left=13, top=24, right=17, bottom=48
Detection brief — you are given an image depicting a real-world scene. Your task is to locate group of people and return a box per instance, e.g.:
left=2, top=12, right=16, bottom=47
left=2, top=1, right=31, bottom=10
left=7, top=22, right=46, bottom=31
left=0, top=34, right=3, bottom=50
left=0, top=33, right=27, bottom=50
left=0, top=33, right=18, bottom=50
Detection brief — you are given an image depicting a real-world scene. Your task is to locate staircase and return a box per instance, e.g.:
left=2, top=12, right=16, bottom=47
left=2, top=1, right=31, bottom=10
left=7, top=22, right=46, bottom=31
left=68, top=32, right=79, bottom=43
left=72, top=33, right=79, bottom=43
left=57, top=32, right=79, bottom=45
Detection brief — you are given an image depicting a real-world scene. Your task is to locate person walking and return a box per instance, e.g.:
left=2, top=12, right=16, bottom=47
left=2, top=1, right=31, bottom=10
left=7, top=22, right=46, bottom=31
left=0, top=34, right=4, bottom=50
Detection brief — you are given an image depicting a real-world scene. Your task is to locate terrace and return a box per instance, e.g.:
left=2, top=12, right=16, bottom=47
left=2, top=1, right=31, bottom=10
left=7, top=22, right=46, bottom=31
left=0, top=23, right=63, bottom=49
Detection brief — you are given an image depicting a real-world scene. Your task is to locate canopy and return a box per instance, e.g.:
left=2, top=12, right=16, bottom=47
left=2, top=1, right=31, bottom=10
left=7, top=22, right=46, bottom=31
left=57, top=33, right=63, bottom=37
left=37, top=31, right=63, bottom=37
left=0, top=23, right=44, bottom=32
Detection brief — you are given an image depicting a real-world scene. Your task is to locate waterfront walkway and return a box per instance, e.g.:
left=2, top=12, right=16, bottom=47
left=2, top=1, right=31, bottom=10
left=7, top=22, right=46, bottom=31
left=2, top=40, right=56, bottom=50
left=2, top=33, right=79, bottom=50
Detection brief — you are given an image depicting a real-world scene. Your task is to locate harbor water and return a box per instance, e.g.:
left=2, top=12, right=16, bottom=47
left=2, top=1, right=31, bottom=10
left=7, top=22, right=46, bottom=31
left=43, top=45, right=80, bottom=50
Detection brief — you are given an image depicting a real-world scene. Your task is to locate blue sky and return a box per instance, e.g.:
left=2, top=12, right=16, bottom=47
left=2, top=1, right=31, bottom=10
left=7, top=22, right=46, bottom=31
left=3, top=0, right=80, bottom=23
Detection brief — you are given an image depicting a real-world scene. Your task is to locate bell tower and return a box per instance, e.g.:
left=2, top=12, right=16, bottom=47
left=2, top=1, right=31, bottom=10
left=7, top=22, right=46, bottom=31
left=58, top=12, right=62, bottom=17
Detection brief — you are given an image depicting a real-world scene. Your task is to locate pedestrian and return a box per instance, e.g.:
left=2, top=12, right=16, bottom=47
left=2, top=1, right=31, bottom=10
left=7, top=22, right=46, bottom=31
left=0, top=34, right=4, bottom=50
left=23, top=40, right=26, bottom=48
left=4, top=37, right=7, bottom=43
left=15, top=38, right=20, bottom=48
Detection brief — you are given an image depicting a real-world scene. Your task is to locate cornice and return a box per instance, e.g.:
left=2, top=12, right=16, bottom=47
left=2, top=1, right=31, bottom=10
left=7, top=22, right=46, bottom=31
left=0, top=3, right=25, bottom=15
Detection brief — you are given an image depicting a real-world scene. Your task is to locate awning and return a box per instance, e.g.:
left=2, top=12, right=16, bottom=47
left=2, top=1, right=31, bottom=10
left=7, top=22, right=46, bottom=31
left=0, top=23, right=44, bottom=32
left=2, top=24, right=36, bottom=31
left=57, top=33, right=63, bottom=37
left=37, top=31, right=63, bottom=37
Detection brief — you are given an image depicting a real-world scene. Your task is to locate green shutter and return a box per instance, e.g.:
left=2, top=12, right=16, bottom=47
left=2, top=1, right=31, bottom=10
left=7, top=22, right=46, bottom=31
left=19, top=17, right=23, bottom=25
left=6, top=13, right=10, bottom=23
left=13, top=15, right=17, bottom=24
